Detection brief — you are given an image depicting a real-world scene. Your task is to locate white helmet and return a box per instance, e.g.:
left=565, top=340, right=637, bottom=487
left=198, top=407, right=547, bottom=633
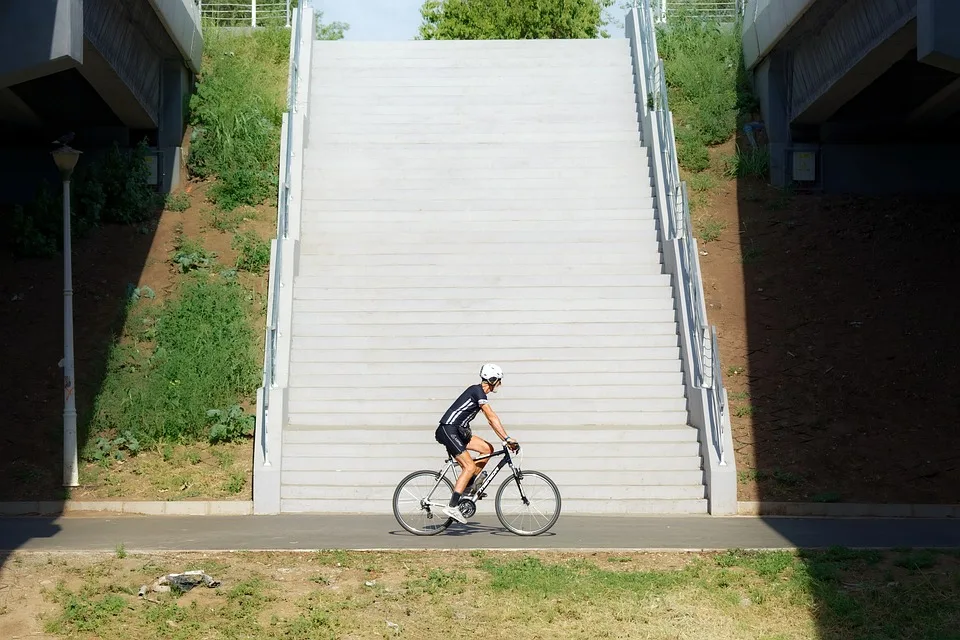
left=479, top=363, right=503, bottom=384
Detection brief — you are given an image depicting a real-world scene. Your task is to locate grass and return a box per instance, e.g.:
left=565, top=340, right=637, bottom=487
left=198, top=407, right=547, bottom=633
left=87, top=260, right=261, bottom=450
left=188, top=26, right=290, bottom=212
left=6, top=549, right=958, bottom=640
left=656, top=13, right=756, bottom=175
left=233, top=229, right=271, bottom=274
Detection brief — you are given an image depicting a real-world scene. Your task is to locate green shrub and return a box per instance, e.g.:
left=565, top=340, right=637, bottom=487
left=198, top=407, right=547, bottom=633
left=165, top=191, right=191, bottom=212
left=88, top=276, right=261, bottom=447
left=723, top=145, right=770, bottom=179
left=232, top=229, right=271, bottom=274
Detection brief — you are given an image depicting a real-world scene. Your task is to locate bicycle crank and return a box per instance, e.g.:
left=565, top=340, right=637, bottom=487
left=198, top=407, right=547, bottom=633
left=457, top=497, right=477, bottom=519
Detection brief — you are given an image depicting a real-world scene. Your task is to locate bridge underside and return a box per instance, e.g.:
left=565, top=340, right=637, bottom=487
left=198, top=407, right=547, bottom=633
left=0, top=0, right=201, bottom=201
left=745, top=0, right=960, bottom=193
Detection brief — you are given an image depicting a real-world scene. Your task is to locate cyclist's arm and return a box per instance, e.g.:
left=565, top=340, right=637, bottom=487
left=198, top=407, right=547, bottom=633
left=480, top=403, right=510, bottom=442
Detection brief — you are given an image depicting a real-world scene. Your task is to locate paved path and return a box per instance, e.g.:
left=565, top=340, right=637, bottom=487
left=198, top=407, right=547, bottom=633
left=2, top=515, right=959, bottom=552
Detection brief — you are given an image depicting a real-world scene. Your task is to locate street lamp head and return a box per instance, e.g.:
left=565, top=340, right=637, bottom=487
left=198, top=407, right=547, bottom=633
left=51, top=144, right=82, bottom=180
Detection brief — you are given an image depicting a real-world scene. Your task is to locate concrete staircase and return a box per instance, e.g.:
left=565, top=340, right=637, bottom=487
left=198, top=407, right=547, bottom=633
left=280, top=38, right=707, bottom=515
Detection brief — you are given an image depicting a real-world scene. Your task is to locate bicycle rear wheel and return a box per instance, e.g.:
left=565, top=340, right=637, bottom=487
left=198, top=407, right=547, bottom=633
left=392, top=470, right=454, bottom=536
left=495, top=470, right=561, bottom=536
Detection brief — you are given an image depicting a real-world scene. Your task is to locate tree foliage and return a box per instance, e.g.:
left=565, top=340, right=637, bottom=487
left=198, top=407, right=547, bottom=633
left=418, top=0, right=615, bottom=40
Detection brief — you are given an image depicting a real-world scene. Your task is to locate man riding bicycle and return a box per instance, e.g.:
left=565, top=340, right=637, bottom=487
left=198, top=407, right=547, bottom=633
left=434, top=363, right=520, bottom=523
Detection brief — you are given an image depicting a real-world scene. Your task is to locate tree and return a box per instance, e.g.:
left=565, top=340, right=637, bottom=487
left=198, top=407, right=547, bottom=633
left=316, top=10, right=349, bottom=40
left=418, top=0, right=616, bottom=40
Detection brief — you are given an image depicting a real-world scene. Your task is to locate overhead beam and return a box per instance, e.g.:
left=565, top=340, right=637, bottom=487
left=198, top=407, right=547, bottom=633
left=906, top=75, right=960, bottom=124
left=792, top=19, right=916, bottom=125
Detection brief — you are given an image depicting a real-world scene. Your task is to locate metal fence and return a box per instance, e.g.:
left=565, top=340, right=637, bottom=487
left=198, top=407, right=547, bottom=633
left=195, top=0, right=292, bottom=27
left=654, top=0, right=745, bottom=22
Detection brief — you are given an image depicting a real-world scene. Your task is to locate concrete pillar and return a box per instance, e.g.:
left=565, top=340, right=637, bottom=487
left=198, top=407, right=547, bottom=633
left=753, top=52, right=791, bottom=187
left=158, top=58, right=190, bottom=193
left=918, top=0, right=960, bottom=73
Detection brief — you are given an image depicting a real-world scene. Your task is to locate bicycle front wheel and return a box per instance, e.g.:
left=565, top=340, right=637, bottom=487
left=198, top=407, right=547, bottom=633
left=495, top=470, right=561, bottom=536
left=392, top=470, right=454, bottom=536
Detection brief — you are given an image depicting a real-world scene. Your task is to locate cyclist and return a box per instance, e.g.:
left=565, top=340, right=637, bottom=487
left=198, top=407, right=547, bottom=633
left=434, top=363, right=520, bottom=524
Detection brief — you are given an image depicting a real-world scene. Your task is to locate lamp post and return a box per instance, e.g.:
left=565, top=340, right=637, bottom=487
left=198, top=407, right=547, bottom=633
left=51, top=144, right=82, bottom=488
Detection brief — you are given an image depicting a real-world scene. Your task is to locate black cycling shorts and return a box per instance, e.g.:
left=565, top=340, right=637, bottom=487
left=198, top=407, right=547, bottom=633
left=435, top=424, right=472, bottom=457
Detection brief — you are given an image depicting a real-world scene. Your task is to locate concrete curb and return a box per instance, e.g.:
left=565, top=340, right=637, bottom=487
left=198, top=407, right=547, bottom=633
left=0, top=501, right=253, bottom=516
left=738, top=501, right=960, bottom=518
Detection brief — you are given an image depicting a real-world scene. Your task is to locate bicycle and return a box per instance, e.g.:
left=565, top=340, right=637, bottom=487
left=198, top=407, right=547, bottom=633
left=392, top=443, right=561, bottom=536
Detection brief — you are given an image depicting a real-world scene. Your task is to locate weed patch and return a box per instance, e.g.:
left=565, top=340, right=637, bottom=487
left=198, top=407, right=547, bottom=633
left=656, top=12, right=754, bottom=173
left=88, top=275, right=260, bottom=449
left=232, top=229, right=271, bottom=274
left=187, top=27, right=290, bottom=210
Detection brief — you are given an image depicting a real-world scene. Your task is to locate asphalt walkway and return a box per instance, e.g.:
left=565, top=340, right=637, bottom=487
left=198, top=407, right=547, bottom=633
left=2, top=515, right=959, bottom=552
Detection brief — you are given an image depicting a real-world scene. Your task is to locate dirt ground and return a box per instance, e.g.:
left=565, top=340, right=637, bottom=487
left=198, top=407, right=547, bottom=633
left=697, top=141, right=960, bottom=504
left=0, top=177, right=270, bottom=502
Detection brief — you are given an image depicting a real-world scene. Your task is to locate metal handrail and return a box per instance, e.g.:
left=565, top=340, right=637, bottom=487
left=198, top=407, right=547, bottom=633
left=259, top=0, right=304, bottom=465
left=195, top=1, right=292, bottom=27
left=654, top=0, right=745, bottom=22
left=632, top=0, right=729, bottom=466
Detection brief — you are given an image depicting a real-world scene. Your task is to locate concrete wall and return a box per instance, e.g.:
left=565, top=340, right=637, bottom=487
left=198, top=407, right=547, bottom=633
left=917, top=0, right=960, bottom=73
left=0, top=0, right=83, bottom=88
left=741, top=0, right=817, bottom=71
left=820, top=143, right=960, bottom=193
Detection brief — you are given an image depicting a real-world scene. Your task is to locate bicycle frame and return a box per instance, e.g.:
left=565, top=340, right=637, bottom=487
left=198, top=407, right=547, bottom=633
left=421, top=446, right=525, bottom=511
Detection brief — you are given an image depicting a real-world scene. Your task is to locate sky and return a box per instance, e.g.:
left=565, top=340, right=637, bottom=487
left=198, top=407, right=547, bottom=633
left=313, top=0, right=628, bottom=41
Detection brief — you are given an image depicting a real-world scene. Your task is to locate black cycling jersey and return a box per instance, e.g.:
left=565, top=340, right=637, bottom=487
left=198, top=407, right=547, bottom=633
left=439, top=384, right=489, bottom=430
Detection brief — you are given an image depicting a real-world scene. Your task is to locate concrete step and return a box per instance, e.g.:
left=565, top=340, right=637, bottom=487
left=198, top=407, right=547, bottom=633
left=303, top=145, right=650, bottom=168
left=301, top=174, right=653, bottom=191
left=291, top=299, right=676, bottom=315
left=310, top=73, right=635, bottom=87
left=312, top=38, right=629, bottom=51
left=297, top=242, right=664, bottom=258
left=287, top=394, right=687, bottom=412
left=295, top=259, right=664, bottom=274
left=280, top=483, right=704, bottom=501
left=311, top=94, right=637, bottom=109
left=290, top=334, right=680, bottom=352
left=300, top=220, right=658, bottom=235
left=290, top=309, right=680, bottom=327
left=281, top=440, right=700, bottom=458
left=289, top=360, right=683, bottom=376
left=312, top=55, right=631, bottom=68
left=278, top=497, right=708, bottom=515
left=286, top=411, right=691, bottom=428
left=288, top=384, right=684, bottom=402
left=310, top=131, right=640, bottom=145
left=283, top=426, right=699, bottom=444
left=296, top=212, right=660, bottom=226
left=288, top=372, right=686, bottom=388
left=302, top=197, right=656, bottom=211
left=295, top=229, right=660, bottom=246
left=304, top=167, right=651, bottom=182
left=290, top=286, right=672, bottom=301
left=311, top=105, right=640, bottom=120
left=281, top=469, right=703, bottom=487
left=293, top=274, right=670, bottom=288
left=310, top=122, right=639, bottom=135
left=289, top=345, right=682, bottom=362
left=280, top=455, right=701, bottom=473
left=289, top=322, right=679, bottom=338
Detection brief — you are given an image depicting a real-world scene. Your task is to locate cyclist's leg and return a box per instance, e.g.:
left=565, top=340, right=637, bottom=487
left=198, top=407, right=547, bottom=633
left=436, top=425, right=477, bottom=496
left=466, top=436, right=494, bottom=474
